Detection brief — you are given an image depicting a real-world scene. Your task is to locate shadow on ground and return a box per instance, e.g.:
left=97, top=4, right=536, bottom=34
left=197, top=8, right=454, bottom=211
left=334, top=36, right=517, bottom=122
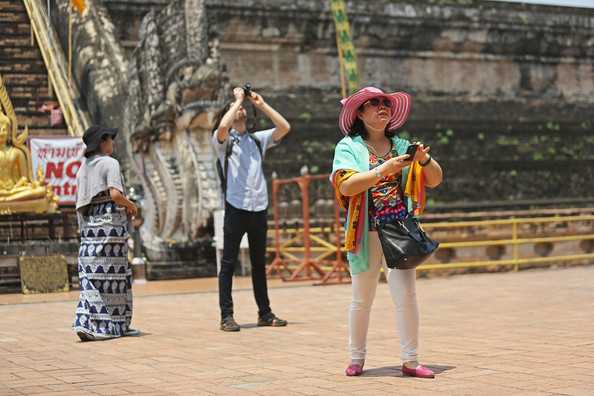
left=238, top=320, right=303, bottom=329
left=363, top=364, right=456, bottom=377
left=75, top=331, right=152, bottom=343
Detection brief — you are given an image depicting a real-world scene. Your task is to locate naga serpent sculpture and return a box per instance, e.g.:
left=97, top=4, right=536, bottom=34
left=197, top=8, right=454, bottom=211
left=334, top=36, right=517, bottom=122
left=123, top=0, right=228, bottom=263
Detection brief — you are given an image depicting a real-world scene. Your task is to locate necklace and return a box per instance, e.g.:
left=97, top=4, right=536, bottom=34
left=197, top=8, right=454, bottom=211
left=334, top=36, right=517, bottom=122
left=365, top=140, right=392, bottom=159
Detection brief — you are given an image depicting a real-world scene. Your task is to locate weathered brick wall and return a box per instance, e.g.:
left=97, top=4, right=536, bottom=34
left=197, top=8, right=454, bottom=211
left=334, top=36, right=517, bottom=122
left=0, top=0, right=68, bottom=136
left=104, top=0, right=594, bottom=203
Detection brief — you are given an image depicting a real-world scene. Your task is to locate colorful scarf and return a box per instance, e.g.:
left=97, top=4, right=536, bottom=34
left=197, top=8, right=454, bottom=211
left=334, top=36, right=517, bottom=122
left=332, top=169, right=363, bottom=252
left=404, top=160, right=426, bottom=216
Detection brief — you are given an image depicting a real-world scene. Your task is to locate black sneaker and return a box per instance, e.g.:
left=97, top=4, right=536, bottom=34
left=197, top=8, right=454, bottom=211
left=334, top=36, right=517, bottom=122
left=124, top=328, right=141, bottom=337
left=76, top=330, right=95, bottom=342
left=257, top=313, right=287, bottom=327
left=220, top=316, right=240, bottom=332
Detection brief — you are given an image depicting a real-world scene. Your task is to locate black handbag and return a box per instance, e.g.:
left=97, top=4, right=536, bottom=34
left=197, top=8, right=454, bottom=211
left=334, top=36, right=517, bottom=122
left=370, top=189, right=439, bottom=270
left=375, top=216, right=439, bottom=270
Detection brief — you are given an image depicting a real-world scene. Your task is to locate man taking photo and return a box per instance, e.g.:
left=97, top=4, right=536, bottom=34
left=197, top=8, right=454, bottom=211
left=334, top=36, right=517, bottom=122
left=212, top=86, right=291, bottom=332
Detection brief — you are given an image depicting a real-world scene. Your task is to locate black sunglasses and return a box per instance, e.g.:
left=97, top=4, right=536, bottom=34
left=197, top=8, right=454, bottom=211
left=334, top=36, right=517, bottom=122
left=364, top=97, right=392, bottom=108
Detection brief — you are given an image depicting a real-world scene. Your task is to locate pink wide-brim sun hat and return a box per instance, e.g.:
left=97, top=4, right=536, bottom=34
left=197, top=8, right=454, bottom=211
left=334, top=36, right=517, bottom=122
left=338, top=86, right=412, bottom=135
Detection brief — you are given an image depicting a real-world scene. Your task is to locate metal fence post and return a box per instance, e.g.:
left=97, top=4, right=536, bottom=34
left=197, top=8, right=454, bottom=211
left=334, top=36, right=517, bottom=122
left=512, top=219, right=519, bottom=271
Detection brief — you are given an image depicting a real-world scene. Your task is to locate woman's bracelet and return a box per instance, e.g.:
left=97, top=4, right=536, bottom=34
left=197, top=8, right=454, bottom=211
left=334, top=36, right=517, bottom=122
left=374, top=167, right=383, bottom=179
left=419, top=155, right=432, bottom=167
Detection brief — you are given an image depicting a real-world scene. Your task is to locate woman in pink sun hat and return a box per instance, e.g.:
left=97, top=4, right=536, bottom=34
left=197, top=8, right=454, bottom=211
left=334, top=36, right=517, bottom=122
left=331, top=86, right=443, bottom=378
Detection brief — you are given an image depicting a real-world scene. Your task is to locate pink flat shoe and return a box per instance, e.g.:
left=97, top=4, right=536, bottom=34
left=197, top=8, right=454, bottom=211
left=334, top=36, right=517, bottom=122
left=345, top=362, right=364, bottom=376
left=402, top=364, right=435, bottom=379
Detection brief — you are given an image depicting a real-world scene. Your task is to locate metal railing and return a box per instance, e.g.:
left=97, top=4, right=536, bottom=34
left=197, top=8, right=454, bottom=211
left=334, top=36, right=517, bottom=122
left=266, top=173, right=594, bottom=283
left=418, top=215, right=594, bottom=272
left=23, top=0, right=90, bottom=136
left=267, top=174, right=348, bottom=284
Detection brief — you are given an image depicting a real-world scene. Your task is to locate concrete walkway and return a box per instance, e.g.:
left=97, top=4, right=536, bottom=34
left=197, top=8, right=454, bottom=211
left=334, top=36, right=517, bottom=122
left=1, top=266, right=593, bottom=395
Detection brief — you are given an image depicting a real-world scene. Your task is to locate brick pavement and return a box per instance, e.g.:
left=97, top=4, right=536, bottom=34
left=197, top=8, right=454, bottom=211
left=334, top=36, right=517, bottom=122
left=1, top=266, right=593, bottom=395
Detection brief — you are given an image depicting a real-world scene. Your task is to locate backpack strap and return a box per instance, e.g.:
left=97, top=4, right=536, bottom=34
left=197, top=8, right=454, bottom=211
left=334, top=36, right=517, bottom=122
left=222, top=138, right=235, bottom=198
left=247, top=134, right=264, bottom=176
left=247, top=133, right=263, bottom=157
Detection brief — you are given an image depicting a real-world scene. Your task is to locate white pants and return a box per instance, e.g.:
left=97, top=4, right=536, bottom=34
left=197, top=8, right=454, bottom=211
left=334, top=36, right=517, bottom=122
left=349, top=231, right=419, bottom=363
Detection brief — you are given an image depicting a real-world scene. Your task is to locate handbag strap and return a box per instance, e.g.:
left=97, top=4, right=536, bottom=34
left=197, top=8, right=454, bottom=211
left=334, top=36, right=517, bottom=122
left=397, top=173, right=410, bottom=214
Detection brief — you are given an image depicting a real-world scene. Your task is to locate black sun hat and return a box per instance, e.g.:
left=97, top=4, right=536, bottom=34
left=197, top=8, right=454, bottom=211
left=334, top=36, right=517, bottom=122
left=82, top=125, right=118, bottom=156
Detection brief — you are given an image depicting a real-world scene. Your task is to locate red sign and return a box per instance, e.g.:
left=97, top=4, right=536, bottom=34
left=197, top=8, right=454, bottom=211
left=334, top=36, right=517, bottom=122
left=30, top=137, right=84, bottom=205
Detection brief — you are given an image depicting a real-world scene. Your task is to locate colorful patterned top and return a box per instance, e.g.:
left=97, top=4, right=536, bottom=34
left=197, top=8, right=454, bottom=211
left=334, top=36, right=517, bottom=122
left=368, top=147, right=408, bottom=230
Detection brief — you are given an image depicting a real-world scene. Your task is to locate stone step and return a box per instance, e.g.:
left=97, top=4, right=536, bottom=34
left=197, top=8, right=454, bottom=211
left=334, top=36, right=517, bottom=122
left=28, top=127, right=70, bottom=137
left=0, top=45, right=42, bottom=60
left=5, top=86, right=51, bottom=101
left=6, top=83, right=51, bottom=94
left=0, top=11, right=28, bottom=24
left=0, top=0, right=26, bottom=12
left=1, top=74, right=48, bottom=91
left=14, top=110, right=53, bottom=122
left=9, top=113, right=63, bottom=132
left=15, top=105, right=56, bottom=116
left=0, top=59, right=47, bottom=74
left=3, top=72, right=52, bottom=86
left=14, top=112, right=64, bottom=127
left=0, top=21, right=32, bottom=35
left=0, top=35, right=35, bottom=48
left=11, top=95, right=56, bottom=108
left=8, top=105, right=54, bottom=121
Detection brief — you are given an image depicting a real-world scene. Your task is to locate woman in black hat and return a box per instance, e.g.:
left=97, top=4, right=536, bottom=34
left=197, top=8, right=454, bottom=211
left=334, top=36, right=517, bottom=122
left=73, top=126, right=139, bottom=341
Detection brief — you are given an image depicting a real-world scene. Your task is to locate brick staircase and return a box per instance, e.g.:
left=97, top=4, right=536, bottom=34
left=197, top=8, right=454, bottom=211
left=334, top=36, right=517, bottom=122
left=0, top=0, right=68, bottom=136
left=0, top=0, right=72, bottom=292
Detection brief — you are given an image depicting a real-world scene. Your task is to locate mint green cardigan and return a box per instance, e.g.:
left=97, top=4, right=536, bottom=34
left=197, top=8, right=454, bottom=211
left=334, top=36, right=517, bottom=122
left=332, top=134, right=411, bottom=275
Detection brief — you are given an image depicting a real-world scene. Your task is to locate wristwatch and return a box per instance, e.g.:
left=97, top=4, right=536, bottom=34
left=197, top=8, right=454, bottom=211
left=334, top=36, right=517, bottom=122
left=419, top=155, right=432, bottom=167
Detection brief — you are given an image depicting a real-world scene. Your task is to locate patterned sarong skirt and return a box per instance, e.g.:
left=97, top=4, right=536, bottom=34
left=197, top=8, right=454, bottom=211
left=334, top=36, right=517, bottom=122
left=73, top=196, right=133, bottom=339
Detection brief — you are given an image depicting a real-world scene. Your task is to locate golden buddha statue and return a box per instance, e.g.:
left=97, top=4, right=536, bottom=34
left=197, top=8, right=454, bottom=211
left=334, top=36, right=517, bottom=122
left=0, top=98, right=57, bottom=214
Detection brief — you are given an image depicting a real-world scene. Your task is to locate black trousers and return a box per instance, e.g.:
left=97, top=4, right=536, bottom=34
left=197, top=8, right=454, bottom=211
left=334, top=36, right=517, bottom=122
left=219, top=202, right=271, bottom=319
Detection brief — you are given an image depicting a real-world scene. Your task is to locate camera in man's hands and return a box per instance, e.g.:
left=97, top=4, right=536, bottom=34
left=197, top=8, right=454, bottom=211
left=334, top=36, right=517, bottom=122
left=243, top=83, right=252, bottom=98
